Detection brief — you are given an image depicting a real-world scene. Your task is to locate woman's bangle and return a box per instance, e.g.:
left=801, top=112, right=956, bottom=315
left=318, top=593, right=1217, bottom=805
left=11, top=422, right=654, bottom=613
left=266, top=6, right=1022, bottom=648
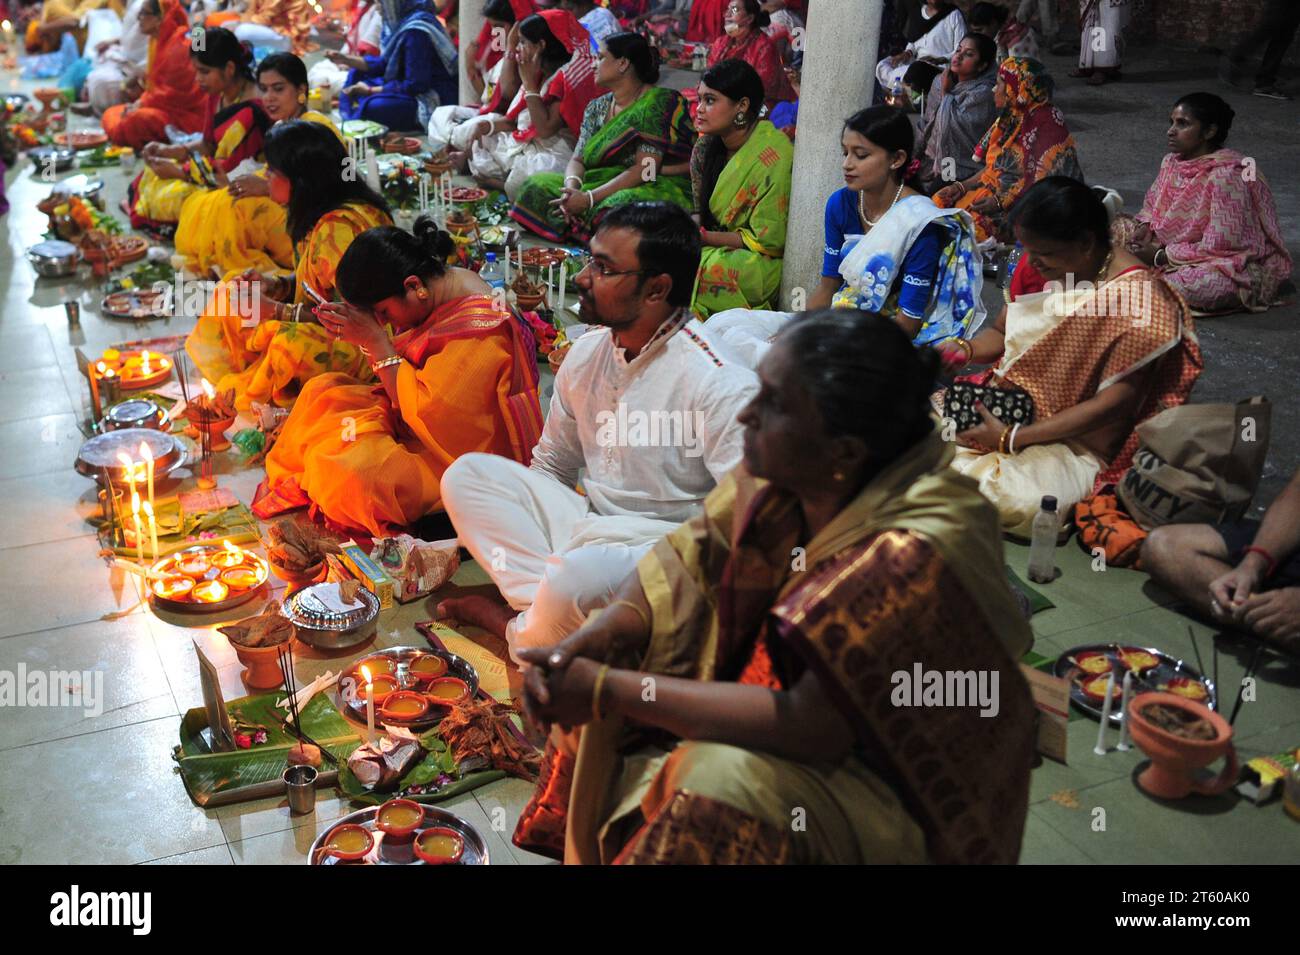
left=563, top=175, right=581, bottom=187
left=1153, top=246, right=1168, bottom=268
left=607, top=598, right=650, bottom=634
left=524, top=90, right=543, bottom=101
left=586, top=189, right=596, bottom=210
left=1008, top=422, right=1022, bottom=455
left=955, top=180, right=967, bottom=197
left=1242, top=545, right=1278, bottom=580
left=954, top=336, right=974, bottom=362
left=591, top=663, right=612, bottom=721
left=371, top=353, right=403, bottom=370
left=998, top=424, right=1014, bottom=455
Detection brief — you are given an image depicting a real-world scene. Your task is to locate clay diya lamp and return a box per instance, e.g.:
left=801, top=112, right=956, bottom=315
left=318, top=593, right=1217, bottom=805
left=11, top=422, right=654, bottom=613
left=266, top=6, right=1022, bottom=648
left=151, top=575, right=194, bottom=601
left=220, top=566, right=262, bottom=591
left=1159, top=676, right=1210, bottom=703
left=1116, top=646, right=1160, bottom=676
left=424, top=676, right=471, bottom=708
left=375, top=798, right=424, bottom=842
left=176, top=553, right=213, bottom=580
left=1077, top=673, right=1122, bottom=707
left=407, top=653, right=448, bottom=686
left=269, top=556, right=326, bottom=591
left=323, top=823, right=374, bottom=862
left=414, top=827, right=464, bottom=865
left=231, top=637, right=288, bottom=690
left=357, top=655, right=399, bottom=679
left=1069, top=650, right=1113, bottom=676
left=380, top=690, right=430, bottom=723
left=1126, top=691, right=1237, bottom=799
left=192, top=579, right=230, bottom=604
left=211, top=545, right=247, bottom=569
left=358, top=674, right=399, bottom=707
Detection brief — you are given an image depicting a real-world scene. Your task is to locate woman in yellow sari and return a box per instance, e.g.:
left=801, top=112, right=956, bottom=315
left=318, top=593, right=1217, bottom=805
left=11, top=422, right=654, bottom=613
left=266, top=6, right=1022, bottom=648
left=128, top=27, right=271, bottom=229
left=186, top=120, right=392, bottom=410
left=265, top=217, right=545, bottom=536
left=175, top=53, right=340, bottom=279
left=513, top=310, right=1037, bottom=864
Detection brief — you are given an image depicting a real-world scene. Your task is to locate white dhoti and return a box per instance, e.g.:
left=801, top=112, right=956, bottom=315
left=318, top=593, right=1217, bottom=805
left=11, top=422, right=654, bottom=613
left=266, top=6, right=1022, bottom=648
left=468, top=129, right=574, bottom=203
left=85, top=58, right=133, bottom=112
left=234, top=22, right=293, bottom=52
left=1078, top=0, right=1130, bottom=70
left=441, top=453, right=679, bottom=659
left=704, top=308, right=793, bottom=370
left=428, top=107, right=502, bottom=152
left=951, top=442, right=1101, bottom=537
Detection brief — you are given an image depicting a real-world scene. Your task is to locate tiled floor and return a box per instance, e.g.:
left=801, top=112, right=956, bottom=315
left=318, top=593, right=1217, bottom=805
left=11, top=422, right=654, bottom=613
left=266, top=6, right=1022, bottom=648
left=2, top=72, right=1298, bottom=866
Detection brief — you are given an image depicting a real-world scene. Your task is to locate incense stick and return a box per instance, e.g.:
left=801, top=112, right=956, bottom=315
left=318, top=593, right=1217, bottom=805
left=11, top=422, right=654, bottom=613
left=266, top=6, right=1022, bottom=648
left=1187, top=625, right=1206, bottom=681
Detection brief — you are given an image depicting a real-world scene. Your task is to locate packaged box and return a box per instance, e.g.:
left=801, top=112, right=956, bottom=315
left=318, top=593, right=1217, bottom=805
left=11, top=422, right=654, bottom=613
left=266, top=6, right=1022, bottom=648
left=338, top=539, right=395, bottom=610
left=1236, top=747, right=1298, bottom=804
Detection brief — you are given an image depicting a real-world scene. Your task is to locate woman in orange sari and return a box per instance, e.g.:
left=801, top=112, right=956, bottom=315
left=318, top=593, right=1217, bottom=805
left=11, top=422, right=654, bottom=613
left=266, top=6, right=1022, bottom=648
left=102, top=0, right=206, bottom=151
left=264, top=217, right=545, bottom=536
left=186, top=121, right=391, bottom=411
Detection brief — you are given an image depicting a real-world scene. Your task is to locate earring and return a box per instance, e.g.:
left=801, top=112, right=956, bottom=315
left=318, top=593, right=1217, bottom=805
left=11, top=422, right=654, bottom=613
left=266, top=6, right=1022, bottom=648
left=298, top=93, right=307, bottom=104
left=833, top=470, right=845, bottom=482
left=733, top=113, right=748, bottom=127
left=416, top=288, right=429, bottom=300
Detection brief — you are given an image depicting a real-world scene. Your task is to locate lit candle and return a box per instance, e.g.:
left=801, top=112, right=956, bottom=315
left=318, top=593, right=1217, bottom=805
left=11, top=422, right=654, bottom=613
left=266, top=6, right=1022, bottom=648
left=140, top=350, right=152, bottom=376
left=1116, top=670, right=1133, bottom=752
left=139, top=441, right=154, bottom=511
left=557, top=258, right=566, bottom=314
left=117, top=450, right=137, bottom=504
left=142, top=500, right=158, bottom=559
left=360, top=665, right=376, bottom=743
left=1093, top=671, right=1116, bottom=756
left=547, top=264, right=555, bottom=306
left=131, top=491, right=144, bottom=561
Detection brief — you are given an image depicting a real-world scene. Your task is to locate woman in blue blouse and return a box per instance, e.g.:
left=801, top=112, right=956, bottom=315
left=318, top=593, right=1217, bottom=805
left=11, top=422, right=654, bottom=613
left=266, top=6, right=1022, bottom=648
left=807, top=106, right=983, bottom=346
left=335, top=0, right=459, bottom=131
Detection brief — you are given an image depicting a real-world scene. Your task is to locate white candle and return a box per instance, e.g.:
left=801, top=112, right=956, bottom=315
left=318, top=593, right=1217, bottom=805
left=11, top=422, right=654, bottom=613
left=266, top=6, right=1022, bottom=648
left=117, top=451, right=137, bottom=504
left=139, top=441, right=154, bottom=512
left=142, top=500, right=158, bottom=560
left=361, top=665, right=375, bottom=743
left=547, top=264, right=555, bottom=306
left=1116, top=670, right=1133, bottom=751
left=1093, top=672, right=1116, bottom=755
left=504, top=244, right=511, bottom=285
left=131, top=491, right=143, bottom=561
left=557, top=258, right=566, bottom=314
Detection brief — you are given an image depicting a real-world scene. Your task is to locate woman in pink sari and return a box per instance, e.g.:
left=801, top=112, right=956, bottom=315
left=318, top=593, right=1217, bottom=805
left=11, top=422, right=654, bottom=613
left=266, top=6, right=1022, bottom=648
left=1114, top=93, right=1292, bottom=315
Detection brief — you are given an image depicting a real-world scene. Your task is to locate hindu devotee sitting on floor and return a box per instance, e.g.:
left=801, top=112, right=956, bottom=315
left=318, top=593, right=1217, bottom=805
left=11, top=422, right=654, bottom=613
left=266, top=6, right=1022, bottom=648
left=186, top=120, right=391, bottom=410
left=204, top=0, right=315, bottom=55
left=1144, top=468, right=1300, bottom=656
left=511, top=31, right=694, bottom=242
left=933, top=56, right=1082, bottom=243
left=1111, top=92, right=1293, bottom=317
left=688, top=58, right=792, bottom=318
left=706, top=0, right=793, bottom=109
left=937, top=177, right=1203, bottom=537
left=25, top=0, right=122, bottom=54
left=174, top=52, right=340, bottom=280
left=708, top=105, right=982, bottom=365
left=101, top=0, right=204, bottom=151
left=264, top=218, right=544, bottom=535
left=83, top=0, right=148, bottom=114
left=915, top=32, right=998, bottom=195
left=875, top=0, right=964, bottom=97
left=338, top=0, right=459, bottom=132
left=437, top=201, right=757, bottom=658
left=510, top=309, right=1037, bottom=864
left=425, top=0, right=530, bottom=156
left=466, top=9, right=598, bottom=200
left=310, top=0, right=383, bottom=93
left=128, top=26, right=270, bottom=229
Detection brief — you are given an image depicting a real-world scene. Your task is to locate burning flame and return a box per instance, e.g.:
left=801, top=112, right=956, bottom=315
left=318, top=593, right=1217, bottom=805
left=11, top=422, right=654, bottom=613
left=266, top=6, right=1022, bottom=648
left=131, top=490, right=141, bottom=515
left=116, top=450, right=134, bottom=471
left=1, top=20, right=11, bottom=31
left=140, top=350, right=152, bottom=375
left=142, top=500, right=154, bottom=519
left=360, top=665, right=373, bottom=686
left=201, top=378, right=216, bottom=400
left=139, top=441, right=153, bottom=465
left=96, top=361, right=106, bottom=375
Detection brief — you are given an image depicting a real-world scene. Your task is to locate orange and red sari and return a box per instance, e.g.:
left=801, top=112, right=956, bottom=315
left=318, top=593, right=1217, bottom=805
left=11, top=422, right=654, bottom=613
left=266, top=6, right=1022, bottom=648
left=264, top=294, right=544, bottom=536
left=103, top=0, right=205, bottom=150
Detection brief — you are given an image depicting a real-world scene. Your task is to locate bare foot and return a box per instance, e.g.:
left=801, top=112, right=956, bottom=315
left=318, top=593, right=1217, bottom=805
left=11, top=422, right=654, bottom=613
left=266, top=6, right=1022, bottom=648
left=437, top=594, right=514, bottom=639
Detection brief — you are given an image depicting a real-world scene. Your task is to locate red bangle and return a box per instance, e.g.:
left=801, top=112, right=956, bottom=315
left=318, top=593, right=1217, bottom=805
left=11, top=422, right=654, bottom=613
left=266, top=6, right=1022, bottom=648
left=1242, top=545, right=1278, bottom=579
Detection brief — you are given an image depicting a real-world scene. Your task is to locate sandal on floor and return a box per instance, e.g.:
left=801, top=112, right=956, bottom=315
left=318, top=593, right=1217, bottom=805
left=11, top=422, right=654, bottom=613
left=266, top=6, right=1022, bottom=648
left=1068, top=68, right=1093, bottom=78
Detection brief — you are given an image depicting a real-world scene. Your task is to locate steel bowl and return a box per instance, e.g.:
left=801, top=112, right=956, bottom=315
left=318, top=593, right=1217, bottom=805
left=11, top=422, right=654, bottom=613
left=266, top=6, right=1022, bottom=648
left=75, top=427, right=187, bottom=482
left=27, top=239, right=81, bottom=278
left=101, top=398, right=170, bottom=432
left=285, top=582, right=381, bottom=650
left=29, top=144, right=77, bottom=173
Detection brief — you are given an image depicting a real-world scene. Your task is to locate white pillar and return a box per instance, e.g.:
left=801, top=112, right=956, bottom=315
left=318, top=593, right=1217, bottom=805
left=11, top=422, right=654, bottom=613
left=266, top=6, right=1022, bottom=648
left=458, top=1, right=486, bottom=107
left=780, top=0, right=883, bottom=310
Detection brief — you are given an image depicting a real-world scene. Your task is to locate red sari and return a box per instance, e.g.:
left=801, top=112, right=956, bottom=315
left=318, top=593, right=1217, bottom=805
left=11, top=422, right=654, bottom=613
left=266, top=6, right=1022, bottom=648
left=102, top=0, right=205, bottom=150
left=707, top=29, right=795, bottom=107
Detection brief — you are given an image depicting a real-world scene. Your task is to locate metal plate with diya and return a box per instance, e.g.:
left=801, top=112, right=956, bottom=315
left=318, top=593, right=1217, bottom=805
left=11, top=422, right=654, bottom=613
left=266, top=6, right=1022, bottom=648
left=75, top=427, right=187, bottom=482
left=340, top=645, right=479, bottom=732
left=309, top=804, right=490, bottom=866
left=101, top=398, right=170, bottom=432
left=1053, top=643, right=1218, bottom=726
left=148, top=544, right=270, bottom=613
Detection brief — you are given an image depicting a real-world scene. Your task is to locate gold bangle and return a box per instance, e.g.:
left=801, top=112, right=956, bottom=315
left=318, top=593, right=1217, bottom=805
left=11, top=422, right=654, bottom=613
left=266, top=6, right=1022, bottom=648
left=998, top=424, right=1013, bottom=455
left=371, top=354, right=403, bottom=370
left=591, top=663, right=611, bottom=722
left=607, top=599, right=650, bottom=634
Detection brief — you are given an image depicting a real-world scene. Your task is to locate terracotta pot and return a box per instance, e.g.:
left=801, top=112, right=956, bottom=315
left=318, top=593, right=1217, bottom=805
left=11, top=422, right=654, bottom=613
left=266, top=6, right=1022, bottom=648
left=269, top=557, right=327, bottom=592
left=1126, top=691, right=1237, bottom=799
left=194, top=414, right=236, bottom=452
left=231, top=639, right=288, bottom=690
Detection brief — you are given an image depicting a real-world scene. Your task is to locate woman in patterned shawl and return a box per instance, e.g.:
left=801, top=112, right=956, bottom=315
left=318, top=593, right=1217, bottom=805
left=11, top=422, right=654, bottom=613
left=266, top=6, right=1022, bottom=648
left=511, top=310, right=1038, bottom=865
left=1112, top=92, right=1292, bottom=316
left=933, top=56, right=1082, bottom=242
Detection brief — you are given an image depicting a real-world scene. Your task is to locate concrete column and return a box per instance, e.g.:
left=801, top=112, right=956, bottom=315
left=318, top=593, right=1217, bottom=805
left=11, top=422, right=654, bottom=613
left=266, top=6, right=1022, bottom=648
left=458, top=0, right=486, bottom=107
left=780, top=0, right=883, bottom=309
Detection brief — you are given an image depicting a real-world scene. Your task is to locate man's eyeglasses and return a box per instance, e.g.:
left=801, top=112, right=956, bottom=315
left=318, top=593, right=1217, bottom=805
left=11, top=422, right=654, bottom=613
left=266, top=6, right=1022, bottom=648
left=578, top=253, right=646, bottom=280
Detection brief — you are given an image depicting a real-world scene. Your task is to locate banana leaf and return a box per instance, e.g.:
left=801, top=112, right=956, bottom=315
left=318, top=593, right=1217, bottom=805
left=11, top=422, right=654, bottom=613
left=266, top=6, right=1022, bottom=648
left=336, top=726, right=505, bottom=806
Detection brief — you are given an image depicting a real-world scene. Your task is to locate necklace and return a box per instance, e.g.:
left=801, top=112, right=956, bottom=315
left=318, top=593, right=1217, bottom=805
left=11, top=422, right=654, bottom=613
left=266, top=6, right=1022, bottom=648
left=859, top=179, right=906, bottom=229
left=1094, top=248, right=1115, bottom=285
left=608, top=83, right=647, bottom=120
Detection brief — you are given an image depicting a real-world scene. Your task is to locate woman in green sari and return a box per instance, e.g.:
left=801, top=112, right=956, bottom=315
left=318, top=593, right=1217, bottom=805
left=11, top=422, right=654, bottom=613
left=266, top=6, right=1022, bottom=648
left=690, top=59, right=792, bottom=318
left=511, top=31, right=695, bottom=242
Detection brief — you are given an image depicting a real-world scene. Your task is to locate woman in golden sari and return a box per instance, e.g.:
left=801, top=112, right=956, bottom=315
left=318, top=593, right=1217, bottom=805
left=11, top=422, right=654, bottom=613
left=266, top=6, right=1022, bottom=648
left=185, top=121, right=392, bottom=411
left=264, top=218, right=545, bottom=536
left=936, top=177, right=1203, bottom=536
left=128, top=27, right=271, bottom=229
left=514, top=310, right=1037, bottom=865
left=175, top=53, right=340, bottom=278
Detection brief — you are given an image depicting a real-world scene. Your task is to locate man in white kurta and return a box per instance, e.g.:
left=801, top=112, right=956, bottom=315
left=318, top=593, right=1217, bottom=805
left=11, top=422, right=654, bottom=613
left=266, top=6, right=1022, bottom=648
left=440, top=206, right=757, bottom=659
left=1077, top=0, right=1130, bottom=72
left=84, top=0, right=149, bottom=115
left=875, top=3, right=966, bottom=95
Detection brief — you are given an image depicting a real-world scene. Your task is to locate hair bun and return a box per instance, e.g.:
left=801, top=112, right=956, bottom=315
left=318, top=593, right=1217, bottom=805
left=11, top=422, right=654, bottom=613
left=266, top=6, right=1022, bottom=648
left=413, top=215, right=455, bottom=260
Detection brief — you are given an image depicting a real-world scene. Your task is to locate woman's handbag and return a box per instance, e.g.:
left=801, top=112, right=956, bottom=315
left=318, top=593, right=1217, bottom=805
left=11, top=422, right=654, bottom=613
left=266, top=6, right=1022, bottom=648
left=943, top=381, right=1035, bottom=433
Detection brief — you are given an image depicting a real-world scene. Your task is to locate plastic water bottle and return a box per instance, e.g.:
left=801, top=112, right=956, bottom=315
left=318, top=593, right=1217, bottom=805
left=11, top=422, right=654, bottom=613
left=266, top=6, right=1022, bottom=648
left=480, top=253, right=505, bottom=290
left=1027, top=495, right=1058, bottom=584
